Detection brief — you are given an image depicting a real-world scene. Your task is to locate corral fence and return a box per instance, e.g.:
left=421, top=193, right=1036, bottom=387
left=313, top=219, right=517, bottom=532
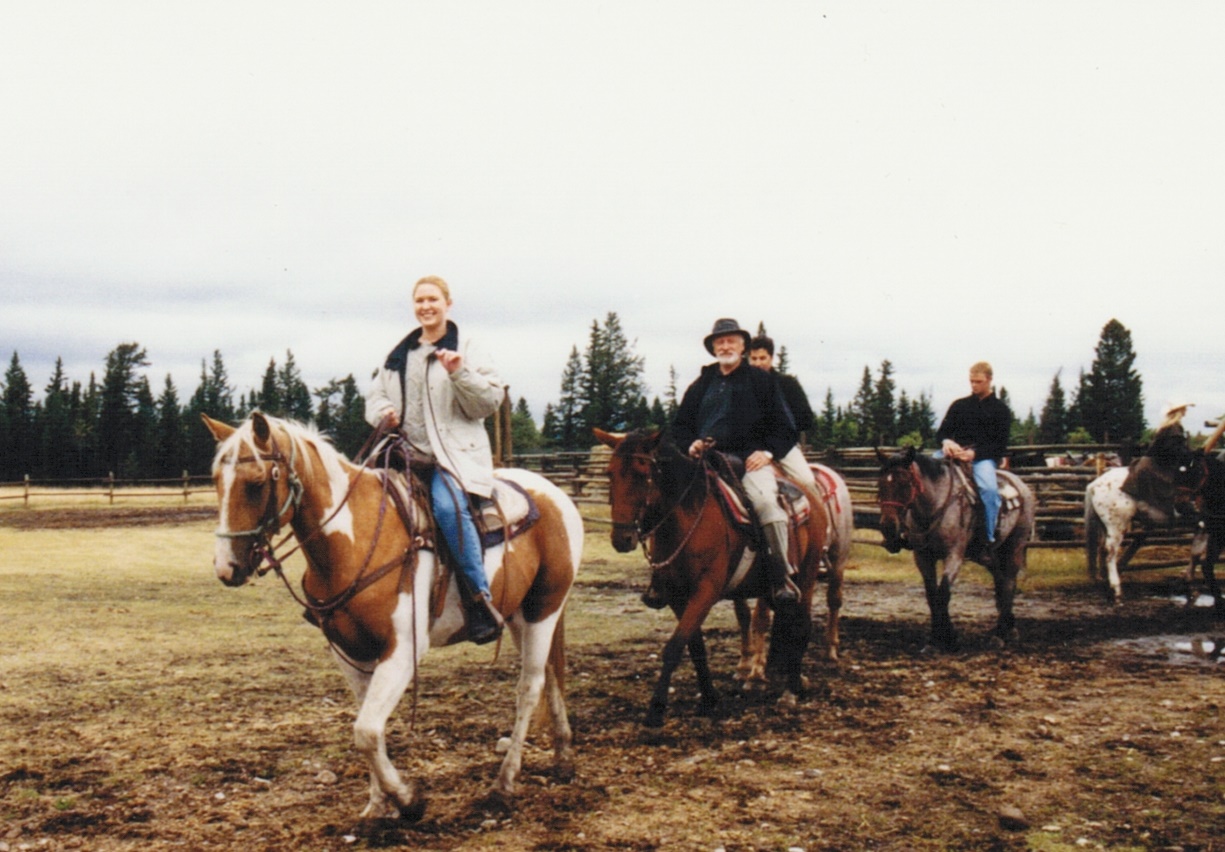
left=0, top=472, right=213, bottom=507
left=1, top=444, right=1197, bottom=566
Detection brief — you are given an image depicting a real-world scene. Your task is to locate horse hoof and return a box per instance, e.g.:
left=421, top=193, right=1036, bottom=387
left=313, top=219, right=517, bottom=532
left=477, top=788, right=514, bottom=815
left=398, top=797, right=428, bottom=824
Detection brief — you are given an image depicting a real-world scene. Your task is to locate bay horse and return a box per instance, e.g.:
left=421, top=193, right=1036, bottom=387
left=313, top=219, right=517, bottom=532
left=203, top=412, right=583, bottom=822
left=1187, top=452, right=1225, bottom=617
left=876, top=447, right=1035, bottom=651
left=594, top=428, right=836, bottom=729
left=1085, top=451, right=1216, bottom=607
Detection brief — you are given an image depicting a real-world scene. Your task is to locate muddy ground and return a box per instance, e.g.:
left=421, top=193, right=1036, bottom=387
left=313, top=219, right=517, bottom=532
left=2, top=508, right=1223, bottom=851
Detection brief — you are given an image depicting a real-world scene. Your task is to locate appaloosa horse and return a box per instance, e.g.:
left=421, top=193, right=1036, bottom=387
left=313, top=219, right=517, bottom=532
left=595, top=428, right=836, bottom=728
left=1084, top=453, right=1207, bottom=604
left=876, top=448, right=1035, bottom=651
left=204, top=412, right=583, bottom=822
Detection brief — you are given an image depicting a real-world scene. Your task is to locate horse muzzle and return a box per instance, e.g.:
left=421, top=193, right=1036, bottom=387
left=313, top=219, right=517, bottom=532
left=610, top=523, right=639, bottom=553
left=214, top=539, right=260, bottom=586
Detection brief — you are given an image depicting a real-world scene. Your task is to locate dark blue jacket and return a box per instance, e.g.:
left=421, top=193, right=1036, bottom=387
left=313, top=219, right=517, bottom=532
left=672, top=360, right=794, bottom=459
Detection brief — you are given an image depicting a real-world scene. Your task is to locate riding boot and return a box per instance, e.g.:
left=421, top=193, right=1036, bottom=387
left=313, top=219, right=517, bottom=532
left=466, top=590, right=504, bottom=645
left=761, top=521, right=800, bottom=604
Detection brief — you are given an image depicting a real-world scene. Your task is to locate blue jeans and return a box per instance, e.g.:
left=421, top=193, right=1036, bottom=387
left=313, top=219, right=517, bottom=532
left=430, top=469, right=489, bottom=598
left=934, top=452, right=1001, bottom=542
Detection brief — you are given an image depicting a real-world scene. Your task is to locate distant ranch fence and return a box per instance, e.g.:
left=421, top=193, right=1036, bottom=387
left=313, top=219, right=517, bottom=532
left=0, top=472, right=213, bottom=508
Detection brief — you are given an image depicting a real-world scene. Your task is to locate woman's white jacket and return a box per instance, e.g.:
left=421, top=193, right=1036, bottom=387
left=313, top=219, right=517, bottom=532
left=364, top=321, right=504, bottom=498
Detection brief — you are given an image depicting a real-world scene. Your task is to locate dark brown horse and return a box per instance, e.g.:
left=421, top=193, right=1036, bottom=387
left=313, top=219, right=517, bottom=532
left=595, top=428, right=837, bottom=728
left=876, top=447, right=1035, bottom=651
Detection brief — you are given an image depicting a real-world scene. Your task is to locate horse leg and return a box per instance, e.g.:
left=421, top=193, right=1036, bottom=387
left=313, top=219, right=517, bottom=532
left=1206, top=532, right=1225, bottom=621
left=822, top=559, right=843, bottom=662
left=990, top=538, right=1023, bottom=646
left=920, top=551, right=961, bottom=652
left=346, top=643, right=425, bottom=822
left=491, top=614, right=570, bottom=799
left=771, top=589, right=813, bottom=702
left=1104, top=520, right=1127, bottom=605
left=733, top=598, right=770, bottom=685
left=645, top=584, right=721, bottom=728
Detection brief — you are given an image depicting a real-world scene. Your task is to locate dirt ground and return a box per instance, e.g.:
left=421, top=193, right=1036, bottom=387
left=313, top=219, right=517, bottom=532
left=2, top=508, right=1223, bottom=851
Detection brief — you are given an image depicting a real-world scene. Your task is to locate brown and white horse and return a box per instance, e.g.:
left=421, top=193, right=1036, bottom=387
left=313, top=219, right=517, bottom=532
left=203, top=412, right=583, bottom=822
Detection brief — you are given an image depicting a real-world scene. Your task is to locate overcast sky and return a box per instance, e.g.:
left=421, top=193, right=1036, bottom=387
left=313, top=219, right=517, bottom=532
left=2, top=2, right=1222, bottom=436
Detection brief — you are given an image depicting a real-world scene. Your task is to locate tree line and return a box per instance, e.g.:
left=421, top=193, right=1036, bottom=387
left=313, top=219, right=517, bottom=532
left=534, top=315, right=1150, bottom=451
left=0, top=317, right=1148, bottom=481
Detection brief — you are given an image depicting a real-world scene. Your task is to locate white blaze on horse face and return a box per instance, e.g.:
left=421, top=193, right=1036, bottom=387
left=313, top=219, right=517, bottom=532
left=213, top=455, right=242, bottom=581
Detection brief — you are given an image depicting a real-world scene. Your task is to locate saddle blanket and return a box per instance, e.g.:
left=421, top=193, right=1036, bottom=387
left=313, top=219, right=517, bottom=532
left=713, top=475, right=811, bottom=529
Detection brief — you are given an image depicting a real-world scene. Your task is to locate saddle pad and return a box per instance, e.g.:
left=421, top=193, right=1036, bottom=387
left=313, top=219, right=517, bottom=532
left=479, top=477, right=540, bottom=548
left=714, top=474, right=811, bottom=529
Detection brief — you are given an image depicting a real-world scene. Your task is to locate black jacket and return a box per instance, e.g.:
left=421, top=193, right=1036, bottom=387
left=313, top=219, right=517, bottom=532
left=672, top=360, right=794, bottom=459
left=776, top=372, right=815, bottom=435
left=935, top=392, right=1012, bottom=464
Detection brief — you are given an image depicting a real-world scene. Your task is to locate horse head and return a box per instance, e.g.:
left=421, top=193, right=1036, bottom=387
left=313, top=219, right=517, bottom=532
left=204, top=411, right=305, bottom=586
left=594, top=427, right=662, bottom=553
left=875, top=446, right=919, bottom=554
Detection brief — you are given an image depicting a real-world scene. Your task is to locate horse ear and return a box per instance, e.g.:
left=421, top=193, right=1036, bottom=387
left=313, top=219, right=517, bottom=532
left=251, top=411, right=272, bottom=445
left=903, top=446, right=916, bottom=463
left=201, top=414, right=236, bottom=444
left=593, top=428, right=624, bottom=449
left=875, top=447, right=889, bottom=464
left=644, top=429, right=663, bottom=451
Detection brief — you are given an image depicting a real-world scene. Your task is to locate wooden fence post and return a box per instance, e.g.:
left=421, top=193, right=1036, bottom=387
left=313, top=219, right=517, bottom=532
left=108, top=472, right=115, bottom=505
left=183, top=470, right=190, bottom=503
left=23, top=474, right=30, bottom=508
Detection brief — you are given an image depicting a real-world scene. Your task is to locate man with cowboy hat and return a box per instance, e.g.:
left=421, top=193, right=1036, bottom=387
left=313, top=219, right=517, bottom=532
left=669, top=317, right=801, bottom=604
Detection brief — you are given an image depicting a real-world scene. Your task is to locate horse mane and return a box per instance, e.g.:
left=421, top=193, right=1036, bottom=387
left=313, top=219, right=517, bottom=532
left=211, top=414, right=351, bottom=485
left=912, top=452, right=949, bottom=481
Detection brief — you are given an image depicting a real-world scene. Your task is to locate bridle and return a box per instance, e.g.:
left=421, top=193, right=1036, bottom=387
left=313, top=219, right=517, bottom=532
left=878, top=459, right=968, bottom=543
left=214, top=429, right=304, bottom=551
left=610, top=446, right=714, bottom=571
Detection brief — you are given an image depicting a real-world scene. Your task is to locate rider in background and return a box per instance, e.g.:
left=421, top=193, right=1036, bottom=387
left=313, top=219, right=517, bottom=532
left=672, top=318, right=800, bottom=603
left=933, top=361, right=1012, bottom=544
left=749, top=334, right=818, bottom=497
left=1121, top=401, right=1194, bottom=523
left=364, top=275, right=505, bottom=644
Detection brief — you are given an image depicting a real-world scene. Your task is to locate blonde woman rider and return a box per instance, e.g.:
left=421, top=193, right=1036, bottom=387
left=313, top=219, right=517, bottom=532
left=365, top=276, right=506, bottom=644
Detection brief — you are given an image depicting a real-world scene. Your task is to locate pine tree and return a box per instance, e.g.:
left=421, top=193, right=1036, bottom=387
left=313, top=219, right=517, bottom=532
left=1038, top=371, right=1068, bottom=444
left=37, top=358, right=75, bottom=478
left=851, top=366, right=875, bottom=446
left=156, top=375, right=186, bottom=478
left=278, top=350, right=312, bottom=421
left=1079, top=319, right=1145, bottom=442
left=510, top=397, right=543, bottom=453
left=869, top=360, right=897, bottom=446
left=129, top=376, right=158, bottom=477
left=2, top=352, right=34, bottom=480
left=97, top=343, right=150, bottom=476
left=577, top=313, right=647, bottom=436
left=550, top=347, right=584, bottom=449
left=258, top=358, right=281, bottom=415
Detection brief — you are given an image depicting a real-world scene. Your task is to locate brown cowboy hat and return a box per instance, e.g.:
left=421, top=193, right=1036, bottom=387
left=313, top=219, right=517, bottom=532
left=703, top=318, right=751, bottom=355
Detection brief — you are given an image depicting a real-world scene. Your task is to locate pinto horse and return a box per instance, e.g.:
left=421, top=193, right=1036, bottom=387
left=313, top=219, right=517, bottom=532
left=1085, top=451, right=1215, bottom=606
left=203, top=412, right=583, bottom=822
left=595, top=428, right=836, bottom=729
left=876, top=448, right=1035, bottom=651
